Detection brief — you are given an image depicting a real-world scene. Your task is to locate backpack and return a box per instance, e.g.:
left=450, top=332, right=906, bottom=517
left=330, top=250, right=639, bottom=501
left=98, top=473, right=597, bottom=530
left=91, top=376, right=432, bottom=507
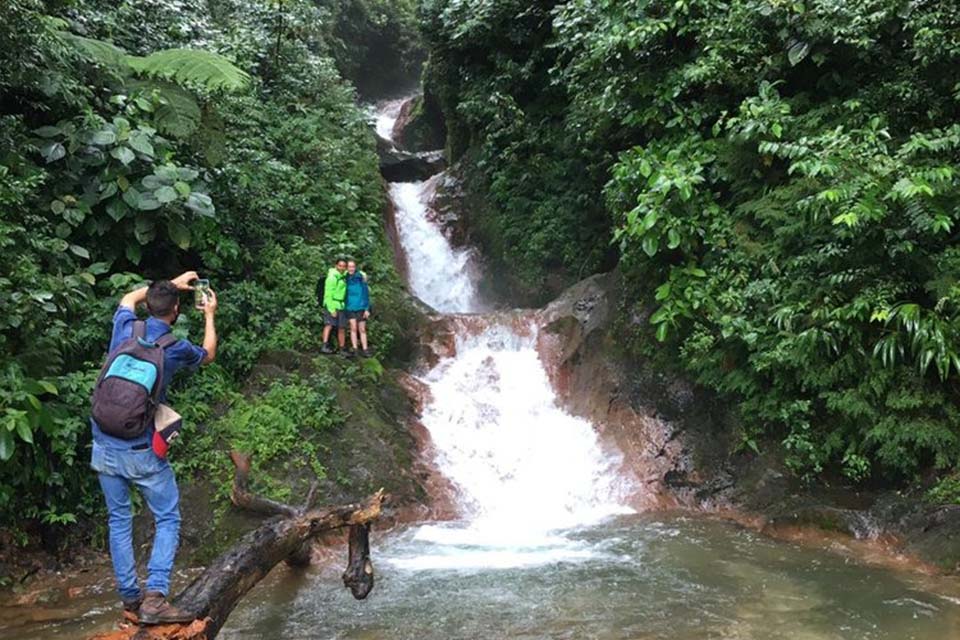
left=316, top=275, right=325, bottom=307
left=91, top=321, right=177, bottom=439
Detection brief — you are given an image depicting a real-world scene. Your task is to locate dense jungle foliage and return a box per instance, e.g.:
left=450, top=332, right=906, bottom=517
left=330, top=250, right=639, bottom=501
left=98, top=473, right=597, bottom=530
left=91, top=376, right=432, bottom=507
left=420, top=0, right=960, bottom=490
left=0, top=0, right=421, bottom=551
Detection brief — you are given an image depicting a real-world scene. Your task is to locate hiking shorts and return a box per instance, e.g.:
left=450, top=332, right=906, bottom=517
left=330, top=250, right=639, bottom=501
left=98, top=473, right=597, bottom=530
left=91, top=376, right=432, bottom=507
left=346, top=310, right=369, bottom=323
left=323, top=309, right=343, bottom=328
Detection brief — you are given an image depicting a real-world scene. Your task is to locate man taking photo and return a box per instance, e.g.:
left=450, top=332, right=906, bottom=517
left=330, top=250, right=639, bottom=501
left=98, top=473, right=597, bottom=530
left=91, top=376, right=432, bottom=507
left=89, top=270, right=217, bottom=624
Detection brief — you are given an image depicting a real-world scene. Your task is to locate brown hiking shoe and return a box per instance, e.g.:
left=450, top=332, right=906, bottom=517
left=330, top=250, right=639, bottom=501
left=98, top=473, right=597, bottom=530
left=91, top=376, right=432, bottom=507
left=138, top=591, right=195, bottom=625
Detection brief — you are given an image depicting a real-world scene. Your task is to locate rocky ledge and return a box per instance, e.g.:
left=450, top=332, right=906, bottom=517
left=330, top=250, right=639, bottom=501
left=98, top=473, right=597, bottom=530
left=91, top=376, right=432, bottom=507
left=537, top=270, right=960, bottom=573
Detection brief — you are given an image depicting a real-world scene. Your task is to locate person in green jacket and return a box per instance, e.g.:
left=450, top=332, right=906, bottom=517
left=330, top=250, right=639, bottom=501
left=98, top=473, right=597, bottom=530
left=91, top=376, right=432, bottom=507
left=321, top=258, right=347, bottom=354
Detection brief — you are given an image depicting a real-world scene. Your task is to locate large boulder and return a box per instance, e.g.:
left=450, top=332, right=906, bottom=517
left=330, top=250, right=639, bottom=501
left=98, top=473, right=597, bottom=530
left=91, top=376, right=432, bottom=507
left=377, top=134, right=446, bottom=182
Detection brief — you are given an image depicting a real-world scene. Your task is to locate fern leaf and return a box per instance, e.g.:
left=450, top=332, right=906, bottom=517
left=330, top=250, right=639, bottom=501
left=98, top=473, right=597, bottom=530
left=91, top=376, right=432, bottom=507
left=128, top=49, right=250, bottom=92
left=128, top=80, right=202, bottom=138
left=58, top=32, right=130, bottom=71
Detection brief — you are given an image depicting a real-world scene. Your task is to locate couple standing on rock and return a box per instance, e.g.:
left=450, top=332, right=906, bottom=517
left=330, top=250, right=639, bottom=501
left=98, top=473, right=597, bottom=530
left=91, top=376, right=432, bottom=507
left=319, top=257, right=373, bottom=357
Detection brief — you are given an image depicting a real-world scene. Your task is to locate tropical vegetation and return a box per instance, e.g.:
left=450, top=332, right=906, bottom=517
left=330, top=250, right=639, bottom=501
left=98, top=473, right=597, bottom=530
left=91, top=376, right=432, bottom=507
left=0, top=0, right=420, bottom=552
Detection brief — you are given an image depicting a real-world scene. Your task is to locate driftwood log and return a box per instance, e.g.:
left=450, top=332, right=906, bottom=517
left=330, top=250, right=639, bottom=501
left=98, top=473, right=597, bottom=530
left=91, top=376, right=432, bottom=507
left=90, top=451, right=385, bottom=640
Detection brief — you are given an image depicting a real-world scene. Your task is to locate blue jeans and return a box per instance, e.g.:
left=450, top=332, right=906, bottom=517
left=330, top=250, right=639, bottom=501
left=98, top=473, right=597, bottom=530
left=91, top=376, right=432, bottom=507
left=91, top=441, right=181, bottom=600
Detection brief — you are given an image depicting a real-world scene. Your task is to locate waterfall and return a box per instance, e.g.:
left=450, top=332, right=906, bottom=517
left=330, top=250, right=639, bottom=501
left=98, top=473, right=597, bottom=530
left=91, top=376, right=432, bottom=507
left=378, top=99, right=633, bottom=569
left=390, top=178, right=481, bottom=314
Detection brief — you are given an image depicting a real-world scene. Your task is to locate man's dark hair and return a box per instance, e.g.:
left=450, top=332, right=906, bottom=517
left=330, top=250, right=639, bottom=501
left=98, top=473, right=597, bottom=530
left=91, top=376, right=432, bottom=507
left=336, top=257, right=348, bottom=265
left=147, top=280, right=180, bottom=318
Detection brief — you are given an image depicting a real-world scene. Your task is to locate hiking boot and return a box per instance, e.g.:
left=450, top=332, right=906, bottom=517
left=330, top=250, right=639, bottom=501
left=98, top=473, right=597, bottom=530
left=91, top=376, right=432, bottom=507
left=138, top=591, right=195, bottom=625
left=360, top=349, right=373, bottom=358
left=122, top=594, right=143, bottom=615
left=321, top=344, right=335, bottom=355
left=342, top=349, right=356, bottom=358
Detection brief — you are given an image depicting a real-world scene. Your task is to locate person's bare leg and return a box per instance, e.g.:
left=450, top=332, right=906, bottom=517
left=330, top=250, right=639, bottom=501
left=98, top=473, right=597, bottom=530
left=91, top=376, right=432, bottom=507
left=359, top=322, right=369, bottom=352
left=322, top=324, right=331, bottom=346
left=349, top=318, right=359, bottom=350
left=338, top=326, right=346, bottom=349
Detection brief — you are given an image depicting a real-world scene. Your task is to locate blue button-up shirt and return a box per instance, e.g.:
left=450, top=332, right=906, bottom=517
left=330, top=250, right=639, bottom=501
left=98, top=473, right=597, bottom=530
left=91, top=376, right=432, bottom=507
left=91, top=307, right=206, bottom=449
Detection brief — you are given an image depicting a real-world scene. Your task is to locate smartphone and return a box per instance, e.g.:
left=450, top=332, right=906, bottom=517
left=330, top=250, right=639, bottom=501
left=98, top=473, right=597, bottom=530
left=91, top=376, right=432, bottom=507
left=194, top=279, right=210, bottom=308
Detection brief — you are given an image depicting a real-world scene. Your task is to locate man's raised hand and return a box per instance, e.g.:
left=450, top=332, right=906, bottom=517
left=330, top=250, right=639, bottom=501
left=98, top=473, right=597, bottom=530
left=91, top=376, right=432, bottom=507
left=172, top=271, right=200, bottom=291
left=203, top=289, right=219, bottom=317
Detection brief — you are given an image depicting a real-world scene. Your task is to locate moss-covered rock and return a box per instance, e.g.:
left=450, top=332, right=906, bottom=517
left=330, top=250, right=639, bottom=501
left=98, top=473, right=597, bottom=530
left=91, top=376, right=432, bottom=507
left=394, top=91, right=447, bottom=153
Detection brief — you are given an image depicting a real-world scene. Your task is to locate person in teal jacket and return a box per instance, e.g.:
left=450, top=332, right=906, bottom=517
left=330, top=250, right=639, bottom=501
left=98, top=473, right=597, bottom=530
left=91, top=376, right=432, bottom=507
left=321, top=258, right=347, bottom=354
left=344, top=259, right=372, bottom=357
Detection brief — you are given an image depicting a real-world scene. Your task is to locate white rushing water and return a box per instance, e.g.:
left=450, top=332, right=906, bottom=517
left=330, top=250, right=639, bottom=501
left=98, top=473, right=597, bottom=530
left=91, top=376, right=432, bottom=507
left=377, top=98, right=633, bottom=570
left=391, top=178, right=481, bottom=313
left=375, top=97, right=406, bottom=142
left=392, top=322, right=635, bottom=570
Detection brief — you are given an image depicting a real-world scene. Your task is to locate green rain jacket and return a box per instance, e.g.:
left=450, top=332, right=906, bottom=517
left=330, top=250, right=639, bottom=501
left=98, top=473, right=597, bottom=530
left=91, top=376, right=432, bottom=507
left=323, top=267, right=346, bottom=314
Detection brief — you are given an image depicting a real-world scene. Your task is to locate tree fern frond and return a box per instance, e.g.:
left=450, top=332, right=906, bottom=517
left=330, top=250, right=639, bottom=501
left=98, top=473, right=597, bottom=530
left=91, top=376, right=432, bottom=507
left=128, top=49, right=250, bottom=92
left=127, top=79, right=202, bottom=138
left=58, top=32, right=249, bottom=94
left=58, top=32, right=131, bottom=71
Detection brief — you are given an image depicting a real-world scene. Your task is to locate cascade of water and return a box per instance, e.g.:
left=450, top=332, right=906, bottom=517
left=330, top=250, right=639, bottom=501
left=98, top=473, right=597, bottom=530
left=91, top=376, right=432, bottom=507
left=375, top=97, right=406, bottom=142
left=378, top=99, right=633, bottom=569
left=390, top=178, right=481, bottom=314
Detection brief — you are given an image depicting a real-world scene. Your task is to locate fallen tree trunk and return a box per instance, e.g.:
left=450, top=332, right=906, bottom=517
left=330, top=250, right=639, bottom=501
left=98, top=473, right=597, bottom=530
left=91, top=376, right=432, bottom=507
left=90, top=452, right=385, bottom=640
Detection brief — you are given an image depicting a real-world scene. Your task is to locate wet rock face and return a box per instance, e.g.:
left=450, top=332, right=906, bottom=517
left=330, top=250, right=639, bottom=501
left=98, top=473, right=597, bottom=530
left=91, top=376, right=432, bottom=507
left=377, top=135, right=446, bottom=182
left=536, top=272, right=717, bottom=511
left=425, top=170, right=471, bottom=247
left=393, top=93, right=447, bottom=153
left=536, top=270, right=960, bottom=573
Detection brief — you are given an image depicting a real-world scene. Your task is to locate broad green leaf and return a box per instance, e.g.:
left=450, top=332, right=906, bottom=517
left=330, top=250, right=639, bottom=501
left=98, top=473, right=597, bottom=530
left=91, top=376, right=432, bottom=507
left=155, top=186, right=178, bottom=203
left=126, top=243, right=142, bottom=264
left=111, top=145, right=135, bottom=166
left=128, top=132, right=155, bottom=157
left=642, top=210, right=658, bottom=230
left=99, top=181, right=118, bottom=201
left=69, top=244, right=90, bottom=259
left=787, top=41, right=810, bottom=66
left=136, top=196, right=162, bottom=211
left=667, top=228, right=681, bottom=249
left=50, top=199, right=66, bottom=214
left=41, top=142, right=66, bottom=163
left=34, top=126, right=62, bottom=138
left=17, top=421, right=36, bottom=448
left=92, top=130, right=117, bottom=145
left=642, top=235, right=659, bottom=257
left=167, top=221, right=191, bottom=249
left=106, top=199, right=129, bottom=222
left=37, top=380, right=58, bottom=395
left=655, top=322, right=669, bottom=342
left=155, top=165, right=179, bottom=182
left=0, top=429, right=13, bottom=461
left=186, top=192, right=214, bottom=216
left=142, top=175, right=164, bottom=190
left=174, top=181, right=191, bottom=196
left=122, top=187, right=141, bottom=208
